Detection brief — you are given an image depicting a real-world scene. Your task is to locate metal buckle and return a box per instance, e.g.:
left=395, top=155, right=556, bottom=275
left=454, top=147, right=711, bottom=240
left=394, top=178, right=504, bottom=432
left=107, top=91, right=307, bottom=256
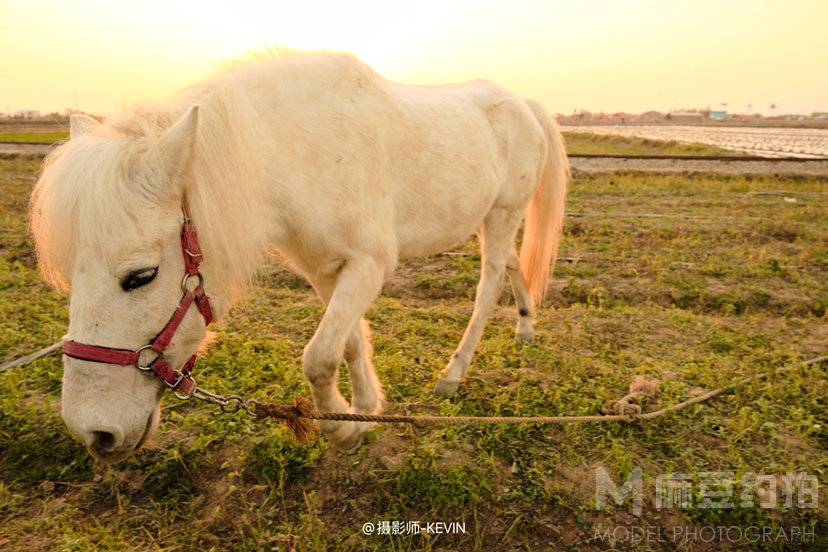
left=135, top=345, right=162, bottom=371
left=181, top=272, right=204, bottom=293
left=166, top=369, right=185, bottom=390
left=173, top=374, right=196, bottom=400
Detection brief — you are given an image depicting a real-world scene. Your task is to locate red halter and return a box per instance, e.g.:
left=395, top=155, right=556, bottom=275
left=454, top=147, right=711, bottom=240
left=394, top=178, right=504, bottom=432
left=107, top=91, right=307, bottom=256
left=61, top=208, right=213, bottom=397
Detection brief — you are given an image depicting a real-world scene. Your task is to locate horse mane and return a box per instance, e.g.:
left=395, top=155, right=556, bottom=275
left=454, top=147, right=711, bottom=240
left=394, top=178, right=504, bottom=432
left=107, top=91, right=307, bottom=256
left=30, top=75, right=274, bottom=303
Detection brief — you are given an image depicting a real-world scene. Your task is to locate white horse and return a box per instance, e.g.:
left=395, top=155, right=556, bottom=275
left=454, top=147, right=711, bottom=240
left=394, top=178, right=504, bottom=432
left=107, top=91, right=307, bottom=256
left=31, top=52, right=568, bottom=461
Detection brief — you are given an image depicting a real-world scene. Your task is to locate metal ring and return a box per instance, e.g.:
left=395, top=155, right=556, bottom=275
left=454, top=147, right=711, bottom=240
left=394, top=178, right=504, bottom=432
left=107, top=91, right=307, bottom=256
left=174, top=376, right=196, bottom=400
left=181, top=272, right=204, bottom=293
left=220, top=397, right=244, bottom=414
left=135, top=345, right=161, bottom=371
left=244, top=399, right=259, bottom=417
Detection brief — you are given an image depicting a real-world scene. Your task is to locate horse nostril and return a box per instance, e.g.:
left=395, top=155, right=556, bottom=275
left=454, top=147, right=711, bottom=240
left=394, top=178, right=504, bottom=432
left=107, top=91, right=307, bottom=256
left=91, top=430, right=118, bottom=453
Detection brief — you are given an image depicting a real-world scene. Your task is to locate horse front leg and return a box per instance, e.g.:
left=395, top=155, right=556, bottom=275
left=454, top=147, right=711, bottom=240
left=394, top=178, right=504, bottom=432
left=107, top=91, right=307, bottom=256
left=344, top=319, right=385, bottom=416
left=302, top=255, right=385, bottom=452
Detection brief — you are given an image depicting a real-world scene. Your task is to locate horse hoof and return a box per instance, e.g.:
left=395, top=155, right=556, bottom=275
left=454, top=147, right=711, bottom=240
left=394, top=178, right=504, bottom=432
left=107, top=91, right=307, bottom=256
left=331, top=427, right=365, bottom=454
left=340, top=433, right=365, bottom=455
left=516, top=332, right=535, bottom=344
left=434, top=378, right=460, bottom=397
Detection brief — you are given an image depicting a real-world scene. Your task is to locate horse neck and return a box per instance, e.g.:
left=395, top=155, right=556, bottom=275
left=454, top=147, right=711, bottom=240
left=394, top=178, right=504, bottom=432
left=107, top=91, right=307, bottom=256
left=181, top=103, right=279, bottom=312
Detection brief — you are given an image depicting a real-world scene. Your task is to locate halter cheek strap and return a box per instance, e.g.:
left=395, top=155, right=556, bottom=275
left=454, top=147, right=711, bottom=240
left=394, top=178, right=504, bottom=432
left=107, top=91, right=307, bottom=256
left=61, top=208, right=212, bottom=397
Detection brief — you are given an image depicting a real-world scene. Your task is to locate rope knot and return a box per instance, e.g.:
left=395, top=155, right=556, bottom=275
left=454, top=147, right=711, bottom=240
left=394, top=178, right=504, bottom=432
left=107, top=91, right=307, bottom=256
left=252, top=396, right=318, bottom=443
left=618, top=403, right=643, bottom=417
left=603, top=375, right=660, bottom=417
left=281, top=405, right=301, bottom=420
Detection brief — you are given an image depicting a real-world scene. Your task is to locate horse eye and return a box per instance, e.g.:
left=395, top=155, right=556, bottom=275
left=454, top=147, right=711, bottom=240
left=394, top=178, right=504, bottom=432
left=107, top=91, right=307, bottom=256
left=121, top=267, right=158, bottom=291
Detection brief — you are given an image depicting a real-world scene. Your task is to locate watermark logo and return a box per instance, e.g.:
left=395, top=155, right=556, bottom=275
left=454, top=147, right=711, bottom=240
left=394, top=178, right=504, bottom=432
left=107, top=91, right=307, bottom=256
left=592, top=524, right=815, bottom=545
left=594, top=466, right=818, bottom=516
left=595, top=466, right=644, bottom=515
left=362, top=520, right=466, bottom=536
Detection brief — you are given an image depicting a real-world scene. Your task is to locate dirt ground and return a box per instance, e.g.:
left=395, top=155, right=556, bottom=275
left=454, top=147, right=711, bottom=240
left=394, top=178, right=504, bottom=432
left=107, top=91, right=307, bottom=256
left=570, top=157, right=828, bottom=175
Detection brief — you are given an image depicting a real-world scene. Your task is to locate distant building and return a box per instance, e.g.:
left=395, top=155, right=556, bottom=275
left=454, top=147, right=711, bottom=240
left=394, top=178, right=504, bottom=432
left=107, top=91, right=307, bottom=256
left=668, top=111, right=704, bottom=122
left=709, top=111, right=728, bottom=120
left=639, top=110, right=664, bottom=121
left=812, top=112, right=828, bottom=120
left=16, top=109, right=41, bottom=119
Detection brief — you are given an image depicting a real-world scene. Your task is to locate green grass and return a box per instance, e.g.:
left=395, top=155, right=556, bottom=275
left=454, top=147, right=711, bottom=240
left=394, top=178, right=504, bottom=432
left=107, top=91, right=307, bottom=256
left=562, top=131, right=741, bottom=157
left=0, top=158, right=826, bottom=550
left=0, top=132, right=69, bottom=144
left=0, top=129, right=737, bottom=159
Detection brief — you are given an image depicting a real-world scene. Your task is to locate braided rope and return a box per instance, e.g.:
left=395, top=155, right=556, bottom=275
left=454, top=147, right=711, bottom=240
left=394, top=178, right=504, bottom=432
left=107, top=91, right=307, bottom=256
left=250, top=356, right=826, bottom=442
left=0, top=342, right=61, bottom=371
left=2, top=341, right=823, bottom=444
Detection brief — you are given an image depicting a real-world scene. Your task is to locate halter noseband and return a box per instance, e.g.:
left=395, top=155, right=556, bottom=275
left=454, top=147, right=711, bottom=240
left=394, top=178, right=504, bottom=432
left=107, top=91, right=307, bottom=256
left=61, top=207, right=213, bottom=397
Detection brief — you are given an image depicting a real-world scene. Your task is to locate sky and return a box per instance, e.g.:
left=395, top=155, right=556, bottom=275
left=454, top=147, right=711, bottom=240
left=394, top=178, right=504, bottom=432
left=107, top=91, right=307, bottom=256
left=1, top=0, right=826, bottom=116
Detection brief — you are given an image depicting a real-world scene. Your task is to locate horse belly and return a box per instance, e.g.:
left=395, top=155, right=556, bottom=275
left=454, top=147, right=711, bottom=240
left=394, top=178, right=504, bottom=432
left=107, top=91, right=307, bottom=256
left=394, top=177, right=500, bottom=258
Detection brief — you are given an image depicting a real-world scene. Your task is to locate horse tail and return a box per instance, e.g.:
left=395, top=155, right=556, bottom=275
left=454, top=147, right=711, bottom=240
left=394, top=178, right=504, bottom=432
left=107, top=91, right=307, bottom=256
left=520, top=99, right=570, bottom=306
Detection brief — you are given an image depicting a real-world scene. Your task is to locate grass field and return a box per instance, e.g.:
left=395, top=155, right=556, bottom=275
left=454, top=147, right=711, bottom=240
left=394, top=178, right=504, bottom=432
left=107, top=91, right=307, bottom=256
left=0, top=129, right=738, bottom=158
left=0, top=157, right=826, bottom=551
left=561, top=132, right=740, bottom=157
left=0, top=132, right=69, bottom=145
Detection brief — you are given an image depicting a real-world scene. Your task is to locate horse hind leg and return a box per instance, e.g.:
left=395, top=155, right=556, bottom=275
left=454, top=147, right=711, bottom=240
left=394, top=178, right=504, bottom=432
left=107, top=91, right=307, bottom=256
left=507, top=250, right=535, bottom=343
left=434, top=206, right=525, bottom=396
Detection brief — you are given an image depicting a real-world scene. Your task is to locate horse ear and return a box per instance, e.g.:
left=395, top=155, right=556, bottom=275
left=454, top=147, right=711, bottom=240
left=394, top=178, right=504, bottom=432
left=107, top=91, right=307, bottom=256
left=158, top=105, right=199, bottom=181
left=69, top=114, right=98, bottom=139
